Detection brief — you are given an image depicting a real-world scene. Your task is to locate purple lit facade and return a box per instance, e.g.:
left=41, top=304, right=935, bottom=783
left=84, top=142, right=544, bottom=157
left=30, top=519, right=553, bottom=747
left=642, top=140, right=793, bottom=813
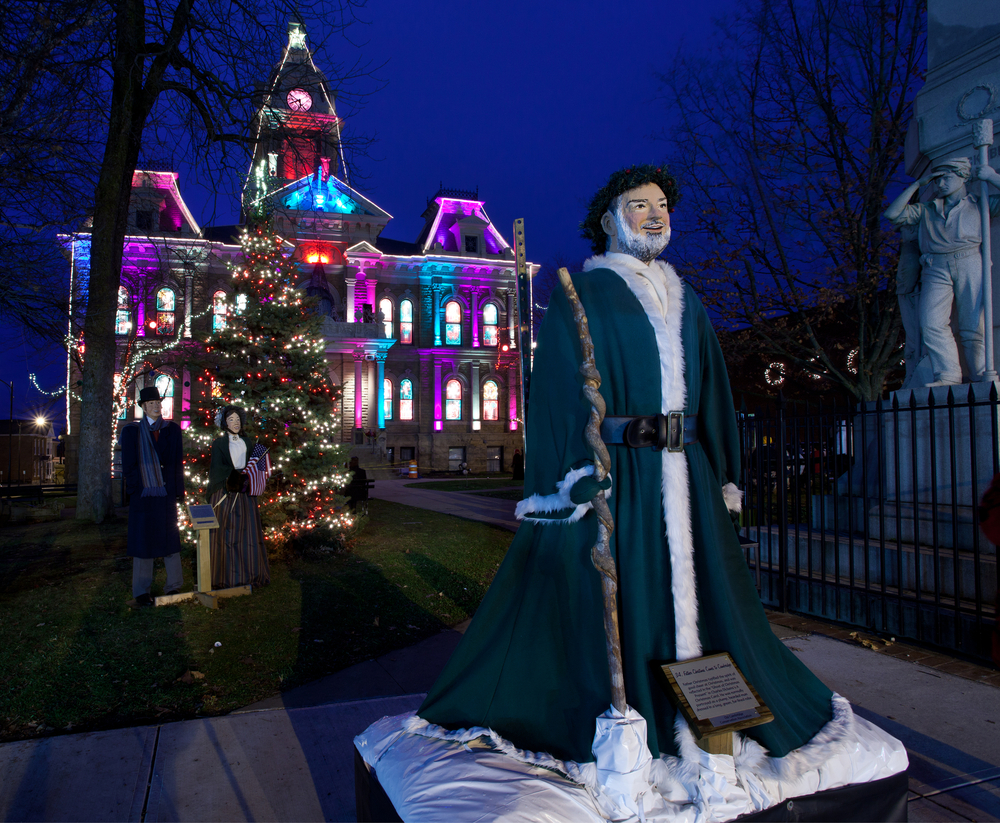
left=63, top=23, right=537, bottom=476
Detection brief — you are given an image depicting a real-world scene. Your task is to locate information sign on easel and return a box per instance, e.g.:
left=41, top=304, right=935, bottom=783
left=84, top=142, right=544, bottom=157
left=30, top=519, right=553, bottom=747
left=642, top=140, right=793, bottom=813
left=660, top=653, right=773, bottom=755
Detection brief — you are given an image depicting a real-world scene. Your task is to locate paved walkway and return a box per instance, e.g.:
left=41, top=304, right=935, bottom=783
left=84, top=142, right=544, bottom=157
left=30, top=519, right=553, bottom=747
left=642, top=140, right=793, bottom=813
left=369, top=476, right=520, bottom=531
left=1, top=483, right=998, bottom=821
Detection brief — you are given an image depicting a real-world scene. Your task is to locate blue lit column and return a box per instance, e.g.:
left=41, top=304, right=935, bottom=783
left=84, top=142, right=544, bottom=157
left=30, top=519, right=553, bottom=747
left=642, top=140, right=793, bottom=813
left=432, top=285, right=442, bottom=346
left=376, top=353, right=386, bottom=429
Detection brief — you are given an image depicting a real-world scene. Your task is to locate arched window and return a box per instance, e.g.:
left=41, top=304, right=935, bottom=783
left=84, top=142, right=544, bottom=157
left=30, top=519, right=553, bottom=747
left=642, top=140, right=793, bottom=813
left=235, top=294, right=248, bottom=315
left=483, top=379, right=499, bottom=421
left=482, top=303, right=499, bottom=346
left=155, top=288, right=175, bottom=335
left=379, top=297, right=394, bottom=338
left=400, top=378, right=413, bottom=420
left=383, top=378, right=393, bottom=420
left=444, top=300, right=462, bottom=345
left=399, top=299, right=413, bottom=344
left=154, top=374, right=174, bottom=419
left=115, top=287, right=132, bottom=336
left=212, top=290, right=228, bottom=332
left=445, top=379, right=462, bottom=420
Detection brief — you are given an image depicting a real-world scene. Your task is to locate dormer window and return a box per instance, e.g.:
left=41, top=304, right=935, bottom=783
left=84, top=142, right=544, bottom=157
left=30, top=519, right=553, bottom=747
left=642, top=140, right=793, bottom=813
left=136, top=210, right=153, bottom=231
left=465, top=236, right=478, bottom=254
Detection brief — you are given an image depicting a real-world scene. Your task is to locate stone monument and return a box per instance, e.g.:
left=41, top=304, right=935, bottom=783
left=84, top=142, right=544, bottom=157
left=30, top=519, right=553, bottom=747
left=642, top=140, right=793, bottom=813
left=872, top=0, right=1000, bottom=564
left=894, top=0, right=1000, bottom=388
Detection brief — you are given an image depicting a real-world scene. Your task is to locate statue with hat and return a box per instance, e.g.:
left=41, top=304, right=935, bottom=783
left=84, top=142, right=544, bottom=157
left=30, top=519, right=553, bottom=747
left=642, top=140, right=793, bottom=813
left=885, top=156, right=1000, bottom=387
left=118, top=384, right=186, bottom=607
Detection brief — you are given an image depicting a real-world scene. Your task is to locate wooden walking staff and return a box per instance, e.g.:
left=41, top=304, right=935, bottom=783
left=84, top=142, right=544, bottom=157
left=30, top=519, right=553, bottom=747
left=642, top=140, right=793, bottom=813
left=556, top=267, right=627, bottom=714
left=975, top=118, right=998, bottom=382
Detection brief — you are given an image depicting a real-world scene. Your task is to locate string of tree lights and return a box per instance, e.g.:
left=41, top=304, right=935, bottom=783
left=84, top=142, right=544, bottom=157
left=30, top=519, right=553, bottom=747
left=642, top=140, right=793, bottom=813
left=184, top=214, right=354, bottom=549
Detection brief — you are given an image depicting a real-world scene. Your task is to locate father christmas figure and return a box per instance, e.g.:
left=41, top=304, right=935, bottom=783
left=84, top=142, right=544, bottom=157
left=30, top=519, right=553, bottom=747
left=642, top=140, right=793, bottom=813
left=409, top=166, right=907, bottom=814
left=119, top=386, right=185, bottom=607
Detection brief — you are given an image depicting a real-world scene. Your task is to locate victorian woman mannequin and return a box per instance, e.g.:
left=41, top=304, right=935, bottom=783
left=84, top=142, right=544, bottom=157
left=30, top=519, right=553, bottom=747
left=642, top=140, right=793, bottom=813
left=207, top=405, right=270, bottom=588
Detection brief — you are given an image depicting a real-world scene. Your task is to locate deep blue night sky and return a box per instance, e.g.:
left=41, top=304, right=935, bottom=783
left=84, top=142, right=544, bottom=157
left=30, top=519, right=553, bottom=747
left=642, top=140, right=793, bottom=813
left=1, top=0, right=734, bottom=427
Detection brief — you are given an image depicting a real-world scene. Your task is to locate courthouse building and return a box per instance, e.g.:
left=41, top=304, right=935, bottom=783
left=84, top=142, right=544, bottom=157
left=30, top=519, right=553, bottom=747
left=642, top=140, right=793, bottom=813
left=64, top=22, right=534, bottom=475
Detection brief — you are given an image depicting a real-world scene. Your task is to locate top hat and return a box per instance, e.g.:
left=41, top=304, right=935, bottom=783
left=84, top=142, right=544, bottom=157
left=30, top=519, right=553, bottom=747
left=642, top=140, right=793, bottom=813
left=137, top=386, right=162, bottom=406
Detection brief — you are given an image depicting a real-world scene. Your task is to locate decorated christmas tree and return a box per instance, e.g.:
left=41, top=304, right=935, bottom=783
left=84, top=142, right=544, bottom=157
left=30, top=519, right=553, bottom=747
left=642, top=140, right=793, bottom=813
left=185, top=215, right=354, bottom=549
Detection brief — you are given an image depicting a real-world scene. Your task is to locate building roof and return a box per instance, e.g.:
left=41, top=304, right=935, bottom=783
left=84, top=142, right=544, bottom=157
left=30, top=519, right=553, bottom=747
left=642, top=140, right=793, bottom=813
left=415, top=192, right=511, bottom=256
left=202, top=224, right=243, bottom=245
left=373, top=236, right=421, bottom=256
left=0, top=420, right=56, bottom=436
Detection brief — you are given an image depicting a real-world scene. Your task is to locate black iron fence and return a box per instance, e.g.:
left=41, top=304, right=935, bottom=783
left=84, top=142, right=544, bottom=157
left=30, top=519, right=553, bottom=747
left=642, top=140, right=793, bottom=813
left=737, top=384, right=999, bottom=661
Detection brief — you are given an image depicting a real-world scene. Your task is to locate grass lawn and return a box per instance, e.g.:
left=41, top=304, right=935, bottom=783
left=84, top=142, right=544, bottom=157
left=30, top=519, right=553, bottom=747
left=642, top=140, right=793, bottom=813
left=405, top=478, right=523, bottom=492
left=0, top=498, right=510, bottom=743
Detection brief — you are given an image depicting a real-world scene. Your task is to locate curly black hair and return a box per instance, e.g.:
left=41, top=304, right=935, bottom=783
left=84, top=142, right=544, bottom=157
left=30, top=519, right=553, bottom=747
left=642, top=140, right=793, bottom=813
left=580, top=164, right=680, bottom=255
left=219, top=405, right=247, bottom=432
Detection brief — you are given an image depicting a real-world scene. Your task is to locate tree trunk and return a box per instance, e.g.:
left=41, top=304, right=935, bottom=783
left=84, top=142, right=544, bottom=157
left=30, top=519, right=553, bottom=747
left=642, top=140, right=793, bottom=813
left=75, top=0, right=148, bottom=522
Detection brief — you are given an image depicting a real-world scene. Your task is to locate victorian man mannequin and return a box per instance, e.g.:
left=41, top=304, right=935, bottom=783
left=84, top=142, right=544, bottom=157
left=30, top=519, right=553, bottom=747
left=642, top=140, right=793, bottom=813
left=885, top=157, right=1000, bottom=386
left=119, top=386, right=185, bottom=607
left=419, top=165, right=848, bottom=777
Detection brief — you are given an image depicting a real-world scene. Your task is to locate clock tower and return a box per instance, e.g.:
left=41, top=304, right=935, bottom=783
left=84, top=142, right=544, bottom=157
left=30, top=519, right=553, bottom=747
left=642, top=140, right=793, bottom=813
left=244, top=20, right=346, bottom=210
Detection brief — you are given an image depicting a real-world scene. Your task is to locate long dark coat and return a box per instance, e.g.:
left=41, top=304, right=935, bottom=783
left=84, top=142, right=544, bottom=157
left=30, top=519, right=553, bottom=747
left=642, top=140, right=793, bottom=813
left=420, top=256, right=835, bottom=765
left=120, top=419, right=184, bottom=559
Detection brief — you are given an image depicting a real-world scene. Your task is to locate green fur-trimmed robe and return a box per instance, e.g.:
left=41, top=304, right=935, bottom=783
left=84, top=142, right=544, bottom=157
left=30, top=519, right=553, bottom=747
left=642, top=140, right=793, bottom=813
left=419, top=254, right=842, bottom=769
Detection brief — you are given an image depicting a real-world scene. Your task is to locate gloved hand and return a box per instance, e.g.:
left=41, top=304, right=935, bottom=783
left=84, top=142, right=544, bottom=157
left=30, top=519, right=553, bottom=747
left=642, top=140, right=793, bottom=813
left=570, top=473, right=612, bottom=505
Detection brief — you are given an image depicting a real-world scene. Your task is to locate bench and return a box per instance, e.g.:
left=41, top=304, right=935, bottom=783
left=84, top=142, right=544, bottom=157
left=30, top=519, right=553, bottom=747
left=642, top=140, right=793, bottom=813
left=346, top=477, right=376, bottom=516
left=4, top=485, right=44, bottom=501
left=360, top=478, right=375, bottom=514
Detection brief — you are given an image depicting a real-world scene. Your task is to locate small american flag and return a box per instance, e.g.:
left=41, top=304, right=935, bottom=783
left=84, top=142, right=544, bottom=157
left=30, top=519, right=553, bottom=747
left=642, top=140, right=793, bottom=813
left=244, top=443, right=272, bottom=496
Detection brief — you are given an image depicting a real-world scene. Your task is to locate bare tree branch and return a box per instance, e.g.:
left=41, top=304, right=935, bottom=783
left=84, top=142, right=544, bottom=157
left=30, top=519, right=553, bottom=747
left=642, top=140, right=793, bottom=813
left=659, top=0, right=925, bottom=401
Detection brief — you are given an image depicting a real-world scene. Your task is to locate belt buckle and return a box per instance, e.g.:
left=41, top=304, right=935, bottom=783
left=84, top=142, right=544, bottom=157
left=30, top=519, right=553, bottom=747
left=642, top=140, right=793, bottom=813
left=666, top=411, right=684, bottom=452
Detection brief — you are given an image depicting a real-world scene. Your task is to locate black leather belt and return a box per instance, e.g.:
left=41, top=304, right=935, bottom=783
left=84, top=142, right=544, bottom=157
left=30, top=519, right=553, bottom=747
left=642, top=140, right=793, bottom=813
left=600, top=413, right=698, bottom=452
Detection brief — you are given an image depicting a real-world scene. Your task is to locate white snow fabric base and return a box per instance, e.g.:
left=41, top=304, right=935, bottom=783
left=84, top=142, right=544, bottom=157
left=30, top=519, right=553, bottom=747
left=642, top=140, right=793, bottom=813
left=354, top=701, right=908, bottom=823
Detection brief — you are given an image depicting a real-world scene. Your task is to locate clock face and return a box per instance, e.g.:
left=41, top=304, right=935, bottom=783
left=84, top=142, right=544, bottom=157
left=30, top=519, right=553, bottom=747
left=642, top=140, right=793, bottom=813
left=287, top=88, right=312, bottom=112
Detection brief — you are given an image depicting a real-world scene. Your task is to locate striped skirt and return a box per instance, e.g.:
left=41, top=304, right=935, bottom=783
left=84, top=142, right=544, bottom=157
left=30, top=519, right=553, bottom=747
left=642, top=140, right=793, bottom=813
left=209, top=490, right=270, bottom=589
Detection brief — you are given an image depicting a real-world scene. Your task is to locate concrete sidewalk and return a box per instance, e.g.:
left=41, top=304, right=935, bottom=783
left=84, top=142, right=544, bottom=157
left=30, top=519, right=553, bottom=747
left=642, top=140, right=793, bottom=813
left=369, top=476, right=520, bottom=532
left=1, top=484, right=998, bottom=822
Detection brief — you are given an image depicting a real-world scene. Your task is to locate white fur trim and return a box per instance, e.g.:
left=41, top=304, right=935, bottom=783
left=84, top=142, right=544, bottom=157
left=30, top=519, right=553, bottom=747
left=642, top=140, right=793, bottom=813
left=516, top=464, right=612, bottom=525
left=403, top=713, right=585, bottom=783
left=722, top=482, right=742, bottom=514
left=734, top=693, right=855, bottom=782
left=585, top=254, right=700, bottom=661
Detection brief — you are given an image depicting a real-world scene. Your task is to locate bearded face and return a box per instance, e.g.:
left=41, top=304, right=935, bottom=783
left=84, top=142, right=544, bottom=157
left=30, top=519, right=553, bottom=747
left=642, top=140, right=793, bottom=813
left=605, top=182, right=671, bottom=263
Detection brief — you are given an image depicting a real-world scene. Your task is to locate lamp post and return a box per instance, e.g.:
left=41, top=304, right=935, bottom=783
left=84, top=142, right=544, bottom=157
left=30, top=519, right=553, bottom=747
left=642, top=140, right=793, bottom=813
left=34, top=416, right=48, bottom=485
left=0, top=379, right=11, bottom=499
